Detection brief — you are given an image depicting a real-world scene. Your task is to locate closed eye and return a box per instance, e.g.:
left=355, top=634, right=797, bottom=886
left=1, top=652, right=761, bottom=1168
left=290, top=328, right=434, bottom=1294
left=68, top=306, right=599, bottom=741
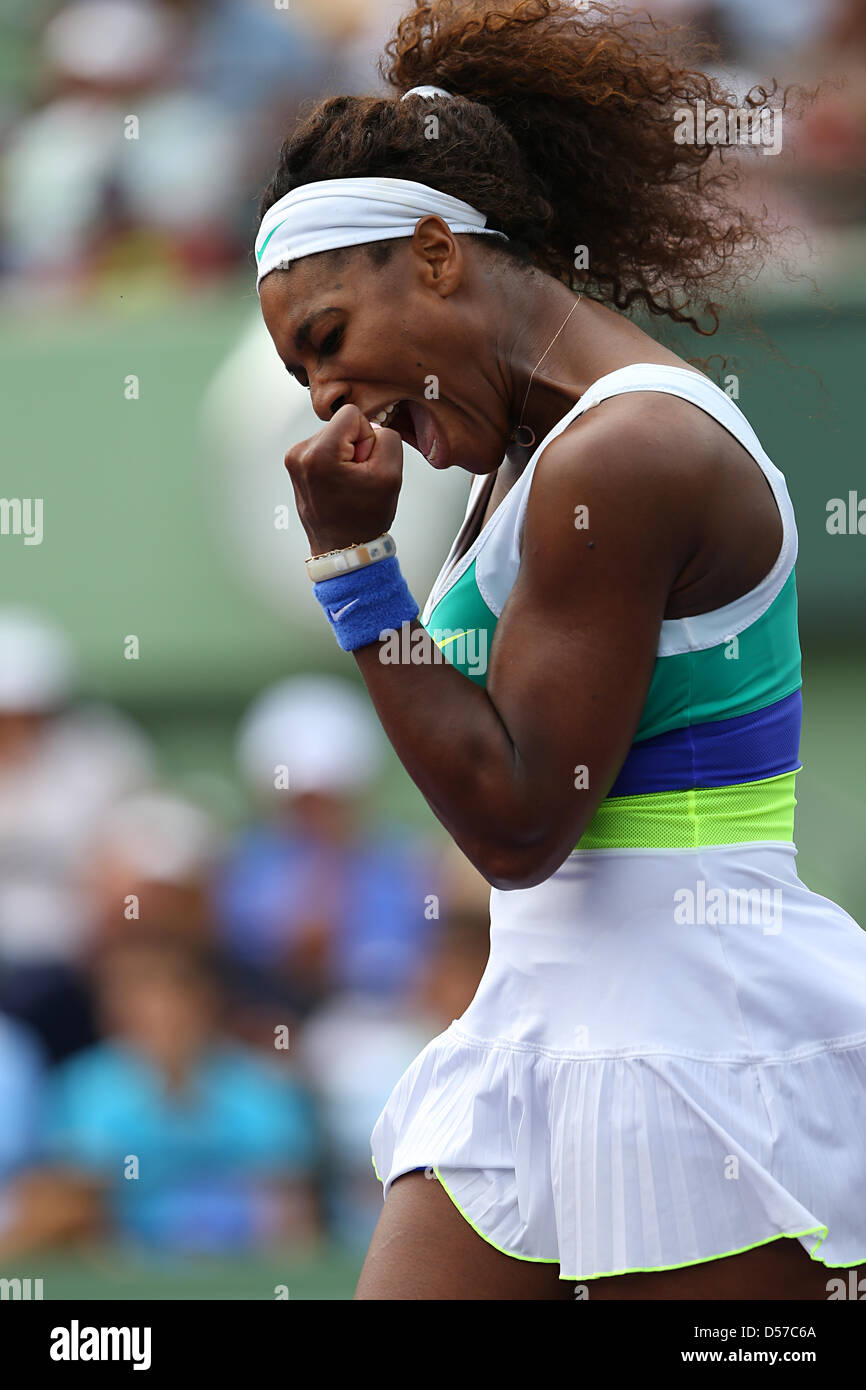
left=320, top=327, right=343, bottom=355
left=286, top=326, right=343, bottom=387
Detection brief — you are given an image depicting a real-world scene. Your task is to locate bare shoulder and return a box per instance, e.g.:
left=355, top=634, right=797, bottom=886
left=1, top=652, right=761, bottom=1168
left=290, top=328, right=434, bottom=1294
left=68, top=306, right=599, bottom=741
left=540, top=382, right=728, bottom=499
left=521, top=386, right=717, bottom=566
left=521, top=379, right=780, bottom=617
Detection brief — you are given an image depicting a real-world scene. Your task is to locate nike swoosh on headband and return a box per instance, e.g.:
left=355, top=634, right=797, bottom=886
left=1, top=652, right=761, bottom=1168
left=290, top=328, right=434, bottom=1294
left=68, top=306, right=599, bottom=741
left=256, top=217, right=291, bottom=264
left=254, top=175, right=509, bottom=293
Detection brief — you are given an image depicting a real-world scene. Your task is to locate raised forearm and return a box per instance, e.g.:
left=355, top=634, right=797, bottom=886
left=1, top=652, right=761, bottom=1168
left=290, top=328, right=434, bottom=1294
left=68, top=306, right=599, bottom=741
left=353, top=621, right=547, bottom=884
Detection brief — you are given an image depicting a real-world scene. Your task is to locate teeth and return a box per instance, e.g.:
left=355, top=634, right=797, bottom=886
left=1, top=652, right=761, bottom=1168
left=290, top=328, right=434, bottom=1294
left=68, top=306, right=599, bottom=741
left=373, top=402, right=399, bottom=425
left=428, top=437, right=439, bottom=463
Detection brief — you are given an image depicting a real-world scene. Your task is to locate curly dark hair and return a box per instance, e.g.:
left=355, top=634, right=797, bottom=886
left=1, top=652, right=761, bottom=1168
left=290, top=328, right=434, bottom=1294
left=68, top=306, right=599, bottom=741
left=259, top=0, right=804, bottom=335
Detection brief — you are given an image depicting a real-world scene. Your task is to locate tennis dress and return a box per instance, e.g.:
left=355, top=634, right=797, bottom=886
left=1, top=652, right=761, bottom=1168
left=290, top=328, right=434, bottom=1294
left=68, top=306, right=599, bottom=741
left=370, top=362, right=866, bottom=1282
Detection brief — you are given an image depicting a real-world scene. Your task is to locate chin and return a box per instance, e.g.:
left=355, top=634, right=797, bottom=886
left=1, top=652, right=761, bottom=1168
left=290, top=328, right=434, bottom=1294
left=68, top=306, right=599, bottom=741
left=447, top=452, right=500, bottom=476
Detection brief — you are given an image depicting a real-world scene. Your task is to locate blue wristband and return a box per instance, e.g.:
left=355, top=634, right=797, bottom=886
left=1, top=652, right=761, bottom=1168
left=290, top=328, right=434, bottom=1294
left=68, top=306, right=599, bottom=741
left=312, top=554, right=420, bottom=652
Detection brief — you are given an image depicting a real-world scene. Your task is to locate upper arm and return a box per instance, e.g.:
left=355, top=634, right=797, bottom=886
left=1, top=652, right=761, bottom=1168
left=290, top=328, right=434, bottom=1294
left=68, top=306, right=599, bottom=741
left=483, top=399, right=700, bottom=884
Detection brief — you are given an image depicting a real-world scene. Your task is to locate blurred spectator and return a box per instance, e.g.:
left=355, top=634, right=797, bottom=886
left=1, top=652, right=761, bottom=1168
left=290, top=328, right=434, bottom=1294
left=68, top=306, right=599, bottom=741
left=215, top=675, right=439, bottom=1023
left=778, top=0, right=866, bottom=227
left=11, top=932, right=320, bottom=1255
left=0, top=1012, right=43, bottom=1204
left=3, top=0, right=866, bottom=293
left=0, top=0, right=334, bottom=289
left=0, top=606, right=153, bottom=1061
left=0, top=1012, right=50, bottom=1252
left=302, top=0, right=409, bottom=94
left=86, top=788, right=223, bottom=945
left=708, top=0, right=842, bottom=65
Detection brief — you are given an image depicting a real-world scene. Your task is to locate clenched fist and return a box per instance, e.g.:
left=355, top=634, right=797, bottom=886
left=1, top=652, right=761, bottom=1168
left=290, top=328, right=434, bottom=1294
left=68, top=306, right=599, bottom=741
left=284, top=403, right=405, bottom=556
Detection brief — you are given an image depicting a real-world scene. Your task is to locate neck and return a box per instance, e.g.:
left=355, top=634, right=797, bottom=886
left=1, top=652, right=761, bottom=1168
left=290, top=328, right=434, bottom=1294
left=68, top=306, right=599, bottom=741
left=497, top=275, right=652, bottom=467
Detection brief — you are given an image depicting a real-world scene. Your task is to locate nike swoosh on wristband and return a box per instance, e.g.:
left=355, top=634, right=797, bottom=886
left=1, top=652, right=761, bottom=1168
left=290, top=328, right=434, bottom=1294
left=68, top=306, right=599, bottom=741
left=330, top=599, right=359, bottom=621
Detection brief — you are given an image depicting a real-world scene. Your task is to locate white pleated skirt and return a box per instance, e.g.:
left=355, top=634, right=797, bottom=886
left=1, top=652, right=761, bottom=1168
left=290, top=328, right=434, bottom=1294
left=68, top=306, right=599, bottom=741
left=370, top=842, right=866, bottom=1281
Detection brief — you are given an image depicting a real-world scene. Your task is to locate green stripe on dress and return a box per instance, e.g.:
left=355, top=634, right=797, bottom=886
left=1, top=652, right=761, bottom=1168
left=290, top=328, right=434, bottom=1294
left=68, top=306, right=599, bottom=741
left=575, top=769, right=797, bottom=850
left=635, top=568, right=802, bottom=740
left=422, top=559, right=497, bottom=688
left=424, top=562, right=802, bottom=733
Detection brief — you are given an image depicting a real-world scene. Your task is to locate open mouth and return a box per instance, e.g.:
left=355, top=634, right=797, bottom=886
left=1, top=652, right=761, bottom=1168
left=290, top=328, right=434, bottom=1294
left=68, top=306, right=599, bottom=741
left=369, top=399, right=442, bottom=465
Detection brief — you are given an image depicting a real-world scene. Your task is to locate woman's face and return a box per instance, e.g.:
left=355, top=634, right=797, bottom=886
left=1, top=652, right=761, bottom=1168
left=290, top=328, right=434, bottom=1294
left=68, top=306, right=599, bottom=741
left=258, top=221, right=513, bottom=476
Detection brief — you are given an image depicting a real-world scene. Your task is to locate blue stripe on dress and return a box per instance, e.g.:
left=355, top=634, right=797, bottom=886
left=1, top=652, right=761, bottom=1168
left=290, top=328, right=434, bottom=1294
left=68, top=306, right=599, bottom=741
left=608, top=689, right=802, bottom=797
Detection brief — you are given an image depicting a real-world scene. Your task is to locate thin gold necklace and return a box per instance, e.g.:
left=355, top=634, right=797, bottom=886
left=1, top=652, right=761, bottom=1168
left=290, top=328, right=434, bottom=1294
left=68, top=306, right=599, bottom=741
left=510, top=293, right=582, bottom=449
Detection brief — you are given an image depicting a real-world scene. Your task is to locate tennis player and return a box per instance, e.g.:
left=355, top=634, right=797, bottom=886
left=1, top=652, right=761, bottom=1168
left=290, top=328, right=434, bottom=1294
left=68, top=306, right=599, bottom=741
left=253, top=0, right=866, bottom=1299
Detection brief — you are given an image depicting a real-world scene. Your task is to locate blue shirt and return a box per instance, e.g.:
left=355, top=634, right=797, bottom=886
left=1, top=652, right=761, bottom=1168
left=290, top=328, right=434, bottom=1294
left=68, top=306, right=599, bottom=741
left=0, top=1013, right=43, bottom=1183
left=215, top=826, right=438, bottom=997
left=44, top=1041, right=317, bottom=1249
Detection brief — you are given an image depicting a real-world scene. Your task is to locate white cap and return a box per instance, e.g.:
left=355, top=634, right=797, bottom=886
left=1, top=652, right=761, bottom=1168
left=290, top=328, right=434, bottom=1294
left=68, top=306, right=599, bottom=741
left=94, top=791, right=219, bottom=883
left=237, top=675, right=385, bottom=796
left=0, top=607, right=76, bottom=712
left=43, top=0, right=176, bottom=85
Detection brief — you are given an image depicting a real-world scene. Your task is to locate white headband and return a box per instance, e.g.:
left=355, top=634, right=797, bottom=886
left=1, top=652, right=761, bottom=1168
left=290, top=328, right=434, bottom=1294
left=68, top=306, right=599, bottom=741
left=254, top=86, right=508, bottom=292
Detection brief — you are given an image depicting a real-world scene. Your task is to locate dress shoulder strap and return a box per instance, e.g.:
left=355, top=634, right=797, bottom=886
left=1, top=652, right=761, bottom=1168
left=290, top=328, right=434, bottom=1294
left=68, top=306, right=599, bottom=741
left=509, top=362, right=798, bottom=653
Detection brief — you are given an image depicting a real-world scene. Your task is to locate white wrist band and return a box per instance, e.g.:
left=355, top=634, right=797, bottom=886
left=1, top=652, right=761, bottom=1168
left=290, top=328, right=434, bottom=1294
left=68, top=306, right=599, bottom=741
left=305, top=532, right=396, bottom=583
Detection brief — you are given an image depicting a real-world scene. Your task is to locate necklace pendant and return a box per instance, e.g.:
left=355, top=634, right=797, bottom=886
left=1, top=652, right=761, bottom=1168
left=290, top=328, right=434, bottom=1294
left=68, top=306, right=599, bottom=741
left=512, top=424, right=536, bottom=449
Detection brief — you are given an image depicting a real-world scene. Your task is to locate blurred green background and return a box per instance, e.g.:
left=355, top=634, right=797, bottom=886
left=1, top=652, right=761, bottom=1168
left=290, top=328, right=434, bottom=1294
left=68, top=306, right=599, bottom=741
left=3, top=1246, right=360, bottom=1300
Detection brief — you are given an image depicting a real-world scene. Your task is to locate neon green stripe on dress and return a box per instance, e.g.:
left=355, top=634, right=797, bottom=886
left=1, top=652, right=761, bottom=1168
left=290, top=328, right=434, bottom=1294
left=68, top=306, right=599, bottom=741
left=575, top=769, right=797, bottom=850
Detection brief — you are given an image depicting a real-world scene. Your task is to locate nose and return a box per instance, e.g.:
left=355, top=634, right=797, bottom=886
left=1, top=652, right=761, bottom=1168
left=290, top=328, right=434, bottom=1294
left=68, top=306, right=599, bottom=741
left=311, top=380, right=349, bottom=422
